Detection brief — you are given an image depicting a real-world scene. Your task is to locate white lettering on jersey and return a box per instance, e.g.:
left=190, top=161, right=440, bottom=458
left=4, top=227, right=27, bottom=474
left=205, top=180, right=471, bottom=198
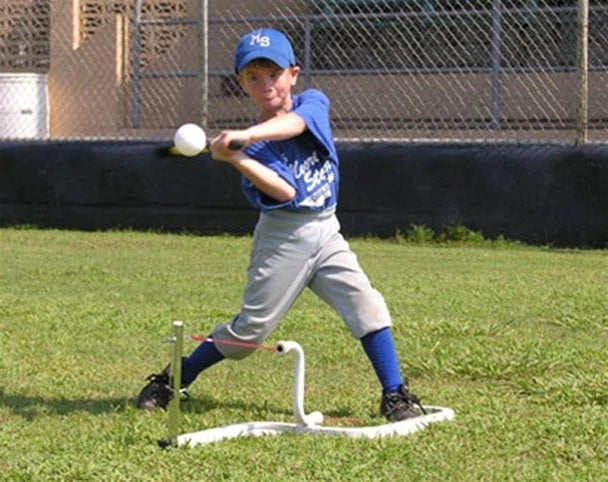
left=300, top=183, right=331, bottom=208
left=290, top=151, right=335, bottom=207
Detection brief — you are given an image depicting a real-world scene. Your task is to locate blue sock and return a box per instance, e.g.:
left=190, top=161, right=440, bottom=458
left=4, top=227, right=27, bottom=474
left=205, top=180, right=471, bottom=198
left=181, top=337, right=225, bottom=385
left=360, top=327, right=403, bottom=393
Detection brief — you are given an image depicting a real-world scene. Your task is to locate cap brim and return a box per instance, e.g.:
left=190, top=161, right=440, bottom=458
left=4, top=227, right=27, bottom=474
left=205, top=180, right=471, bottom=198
left=236, top=51, right=291, bottom=73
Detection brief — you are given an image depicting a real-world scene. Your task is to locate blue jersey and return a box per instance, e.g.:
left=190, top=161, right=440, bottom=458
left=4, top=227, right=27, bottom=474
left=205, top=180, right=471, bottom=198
left=240, top=89, right=339, bottom=212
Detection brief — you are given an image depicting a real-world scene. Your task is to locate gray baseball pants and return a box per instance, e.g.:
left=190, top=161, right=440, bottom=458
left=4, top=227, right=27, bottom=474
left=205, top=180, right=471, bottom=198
left=212, top=207, right=392, bottom=359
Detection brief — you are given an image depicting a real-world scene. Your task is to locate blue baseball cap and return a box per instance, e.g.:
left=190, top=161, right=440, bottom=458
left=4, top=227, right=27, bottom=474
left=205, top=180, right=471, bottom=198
left=234, top=29, right=296, bottom=74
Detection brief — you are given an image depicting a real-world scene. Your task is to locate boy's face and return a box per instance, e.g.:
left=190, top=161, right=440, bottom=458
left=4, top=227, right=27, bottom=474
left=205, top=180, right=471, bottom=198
left=238, top=60, right=300, bottom=117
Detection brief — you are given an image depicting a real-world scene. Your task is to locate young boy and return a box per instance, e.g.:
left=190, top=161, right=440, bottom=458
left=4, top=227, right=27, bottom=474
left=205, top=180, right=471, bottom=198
left=137, top=28, right=424, bottom=422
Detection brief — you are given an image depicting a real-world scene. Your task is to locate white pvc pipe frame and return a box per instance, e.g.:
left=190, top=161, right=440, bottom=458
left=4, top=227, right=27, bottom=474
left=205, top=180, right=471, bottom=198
left=165, top=322, right=455, bottom=448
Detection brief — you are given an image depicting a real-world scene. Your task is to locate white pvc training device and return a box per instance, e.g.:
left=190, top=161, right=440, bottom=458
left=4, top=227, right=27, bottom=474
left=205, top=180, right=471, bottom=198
left=161, top=321, right=455, bottom=448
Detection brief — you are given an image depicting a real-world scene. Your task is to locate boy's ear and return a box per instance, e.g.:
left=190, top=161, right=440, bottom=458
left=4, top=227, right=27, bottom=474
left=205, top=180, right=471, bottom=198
left=290, top=66, right=301, bottom=86
left=237, top=74, right=248, bottom=93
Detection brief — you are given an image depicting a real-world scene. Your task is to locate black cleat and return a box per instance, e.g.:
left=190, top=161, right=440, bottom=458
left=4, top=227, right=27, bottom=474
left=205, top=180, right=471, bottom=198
left=136, top=364, right=188, bottom=411
left=381, top=380, right=426, bottom=422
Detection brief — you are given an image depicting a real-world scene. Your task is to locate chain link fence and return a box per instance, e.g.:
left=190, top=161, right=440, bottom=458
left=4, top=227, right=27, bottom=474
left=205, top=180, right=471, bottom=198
left=1, top=0, right=607, bottom=143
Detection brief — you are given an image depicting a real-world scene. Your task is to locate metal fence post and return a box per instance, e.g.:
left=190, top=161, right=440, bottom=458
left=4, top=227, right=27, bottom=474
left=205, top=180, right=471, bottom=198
left=576, top=0, right=589, bottom=145
left=198, top=0, right=208, bottom=130
left=131, top=0, right=143, bottom=129
left=303, top=17, right=312, bottom=89
left=490, top=0, right=503, bottom=130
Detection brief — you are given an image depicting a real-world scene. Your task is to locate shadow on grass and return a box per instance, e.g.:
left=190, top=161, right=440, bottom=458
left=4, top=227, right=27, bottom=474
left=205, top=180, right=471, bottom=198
left=181, top=394, right=372, bottom=424
left=178, top=394, right=293, bottom=418
left=0, top=387, right=132, bottom=420
left=0, top=387, right=302, bottom=421
left=1, top=387, right=368, bottom=424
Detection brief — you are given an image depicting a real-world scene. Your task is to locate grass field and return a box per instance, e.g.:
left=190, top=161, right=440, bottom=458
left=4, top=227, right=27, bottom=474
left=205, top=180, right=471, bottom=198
left=0, top=228, right=606, bottom=481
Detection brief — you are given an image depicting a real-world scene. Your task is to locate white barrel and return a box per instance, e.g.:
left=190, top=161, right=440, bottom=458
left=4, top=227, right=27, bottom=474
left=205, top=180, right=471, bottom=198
left=0, top=73, right=49, bottom=139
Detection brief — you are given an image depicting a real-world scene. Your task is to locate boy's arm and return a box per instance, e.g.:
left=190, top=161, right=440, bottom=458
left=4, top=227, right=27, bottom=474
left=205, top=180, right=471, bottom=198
left=223, top=153, right=296, bottom=203
left=242, top=112, right=307, bottom=144
left=213, top=112, right=306, bottom=149
left=209, top=112, right=305, bottom=203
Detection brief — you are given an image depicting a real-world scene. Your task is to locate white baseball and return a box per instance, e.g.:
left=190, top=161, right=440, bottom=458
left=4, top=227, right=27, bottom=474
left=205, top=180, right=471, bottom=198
left=173, top=123, right=207, bottom=157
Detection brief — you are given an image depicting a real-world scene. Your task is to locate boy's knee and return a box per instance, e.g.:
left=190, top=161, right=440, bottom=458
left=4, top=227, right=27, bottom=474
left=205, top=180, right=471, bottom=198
left=211, top=323, right=262, bottom=360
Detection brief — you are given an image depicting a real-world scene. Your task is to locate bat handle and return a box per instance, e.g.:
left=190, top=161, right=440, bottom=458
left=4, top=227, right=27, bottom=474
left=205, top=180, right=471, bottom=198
left=228, top=140, right=245, bottom=151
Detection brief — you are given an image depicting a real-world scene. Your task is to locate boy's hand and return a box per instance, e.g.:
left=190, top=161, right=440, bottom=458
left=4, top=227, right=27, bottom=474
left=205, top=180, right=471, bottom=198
left=210, top=131, right=248, bottom=162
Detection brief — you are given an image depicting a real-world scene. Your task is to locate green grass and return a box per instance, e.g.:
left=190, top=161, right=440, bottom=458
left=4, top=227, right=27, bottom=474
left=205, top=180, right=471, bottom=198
left=0, top=228, right=606, bottom=481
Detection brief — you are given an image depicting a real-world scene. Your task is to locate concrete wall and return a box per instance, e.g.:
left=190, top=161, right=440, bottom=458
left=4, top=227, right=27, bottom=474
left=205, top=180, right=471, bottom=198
left=1, top=141, right=606, bottom=248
